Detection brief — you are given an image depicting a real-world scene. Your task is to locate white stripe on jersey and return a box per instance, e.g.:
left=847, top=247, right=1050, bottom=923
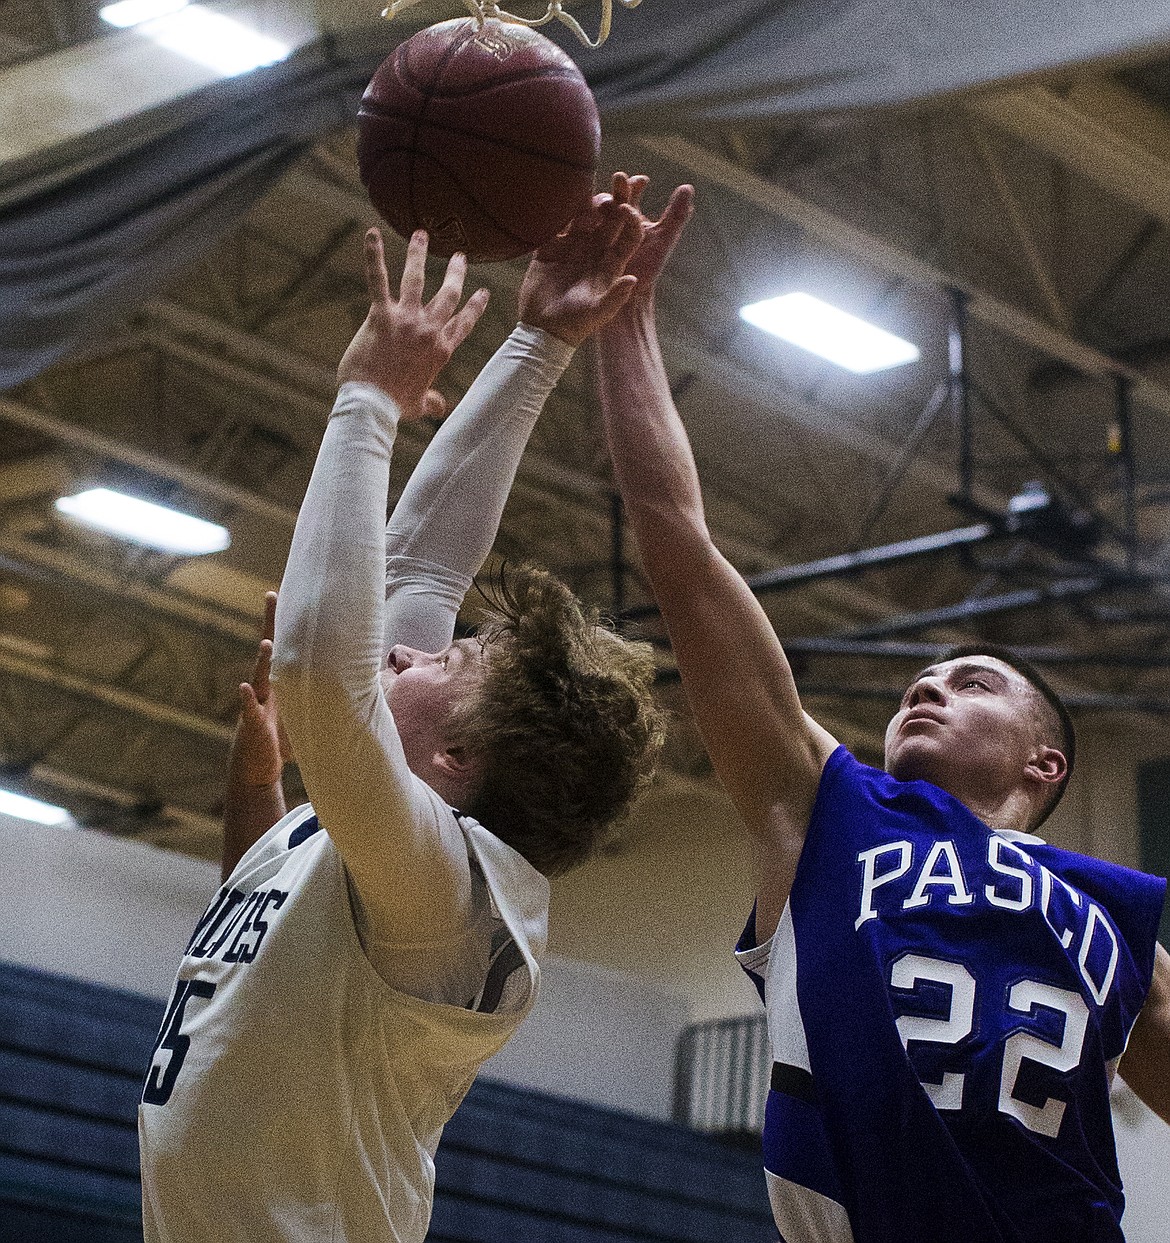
left=766, top=1169, right=856, bottom=1243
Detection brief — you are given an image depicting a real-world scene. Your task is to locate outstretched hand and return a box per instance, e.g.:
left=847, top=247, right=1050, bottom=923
left=518, top=196, right=643, bottom=347
left=337, top=229, right=490, bottom=419
left=229, top=592, right=291, bottom=790
left=608, top=172, right=695, bottom=306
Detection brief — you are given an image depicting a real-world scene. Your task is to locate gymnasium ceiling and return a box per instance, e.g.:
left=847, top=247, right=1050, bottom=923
left=1, top=1, right=1169, bottom=859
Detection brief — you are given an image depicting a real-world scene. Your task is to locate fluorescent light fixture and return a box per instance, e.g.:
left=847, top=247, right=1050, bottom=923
left=100, top=0, right=289, bottom=75
left=55, top=488, right=231, bottom=556
left=0, top=789, right=72, bottom=826
left=99, top=0, right=187, bottom=27
left=144, top=5, right=289, bottom=75
left=740, top=292, right=920, bottom=374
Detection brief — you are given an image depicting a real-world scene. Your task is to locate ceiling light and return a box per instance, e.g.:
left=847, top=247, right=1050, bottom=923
left=137, top=5, right=290, bottom=75
left=55, top=488, right=231, bottom=555
left=740, top=292, right=921, bottom=374
left=0, top=789, right=72, bottom=826
left=99, top=0, right=187, bottom=27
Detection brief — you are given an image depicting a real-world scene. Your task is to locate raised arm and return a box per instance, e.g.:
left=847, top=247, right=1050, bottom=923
left=1118, top=941, right=1170, bottom=1125
left=272, top=207, right=642, bottom=968
left=382, top=197, right=642, bottom=654
left=221, top=591, right=288, bottom=879
left=596, top=175, right=837, bottom=942
left=272, top=229, right=490, bottom=953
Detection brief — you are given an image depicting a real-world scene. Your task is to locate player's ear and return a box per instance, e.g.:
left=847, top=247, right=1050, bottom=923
left=1024, top=744, right=1067, bottom=789
left=433, top=745, right=478, bottom=778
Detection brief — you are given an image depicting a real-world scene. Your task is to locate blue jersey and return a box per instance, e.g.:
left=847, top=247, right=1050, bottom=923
left=737, top=746, right=1165, bottom=1243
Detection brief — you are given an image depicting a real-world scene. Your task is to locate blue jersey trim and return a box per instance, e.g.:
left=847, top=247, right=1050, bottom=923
left=288, top=815, right=321, bottom=849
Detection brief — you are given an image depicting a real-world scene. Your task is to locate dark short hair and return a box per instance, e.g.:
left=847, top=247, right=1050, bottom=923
left=940, top=642, right=1075, bottom=828
left=452, top=566, right=666, bottom=876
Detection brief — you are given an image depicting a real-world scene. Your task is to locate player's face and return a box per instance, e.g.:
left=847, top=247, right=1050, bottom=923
left=380, top=637, right=487, bottom=775
left=883, top=656, right=1045, bottom=801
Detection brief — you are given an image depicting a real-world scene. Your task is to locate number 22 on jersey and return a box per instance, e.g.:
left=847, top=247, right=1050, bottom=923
left=891, top=953, right=1090, bottom=1139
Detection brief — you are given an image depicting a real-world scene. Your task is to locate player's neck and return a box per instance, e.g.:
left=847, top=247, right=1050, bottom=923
left=947, top=780, right=1037, bottom=836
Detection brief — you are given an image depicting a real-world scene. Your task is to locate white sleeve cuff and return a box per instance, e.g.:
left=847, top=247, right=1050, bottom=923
left=333, top=381, right=402, bottom=433
left=513, top=322, right=577, bottom=375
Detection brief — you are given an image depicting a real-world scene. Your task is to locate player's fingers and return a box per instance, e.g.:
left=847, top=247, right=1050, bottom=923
left=591, top=197, right=628, bottom=256
left=627, top=175, right=651, bottom=209
left=364, top=229, right=393, bottom=306
left=652, top=183, right=695, bottom=243
left=238, top=682, right=259, bottom=714
left=596, top=274, right=638, bottom=319
left=605, top=205, right=644, bottom=277
left=568, top=194, right=604, bottom=236
left=398, top=229, right=429, bottom=305
left=422, top=388, right=448, bottom=420
left=430, top=250, right=468, bottom=320
left=610, top=171, right=630, bottom=204
left=252, top=638, right=273, bottom=701
left=442, top=286, right=490, bottom=351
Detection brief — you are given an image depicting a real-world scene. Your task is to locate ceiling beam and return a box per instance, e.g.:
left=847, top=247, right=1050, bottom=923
left=0, top=393, right=298, bottom=531
left=967, top=79, right=1170, bottom=233
left=17, top=760, right=223, bottom=838
left=0, top=528, right=259, bottom=644
left=0, top=644, right=233, bottom=743
left=282, top=163, right=976, bottom=503
left=639, top=134, right=1170, bottom=425
left=0, top=1, right=320, bottom=199
left=144, top=296, right=624, bottom=506
left=778, top=637, right=1170, bottom=668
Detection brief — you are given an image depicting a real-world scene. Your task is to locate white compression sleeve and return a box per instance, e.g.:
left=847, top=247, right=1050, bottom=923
left=383, top=323, right=575, bottom=653
left=272, top=381, right=477, bottom=956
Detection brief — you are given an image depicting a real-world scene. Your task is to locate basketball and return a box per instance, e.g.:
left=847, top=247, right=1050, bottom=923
left=357, top=18, right=601, bottom=263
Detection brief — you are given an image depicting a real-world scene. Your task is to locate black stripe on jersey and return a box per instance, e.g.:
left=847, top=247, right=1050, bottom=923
left=474, top=934, right=526, bottom=1015
left=289, top=816, right=321, bottom=849
left=771, top=1061, right=816, bottom=1103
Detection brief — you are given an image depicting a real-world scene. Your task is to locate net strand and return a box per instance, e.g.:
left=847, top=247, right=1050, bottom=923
left=380, top=0, right=641, bottom=48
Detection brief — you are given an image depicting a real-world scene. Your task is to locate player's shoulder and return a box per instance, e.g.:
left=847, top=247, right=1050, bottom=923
left=225, top=804, right=323, bottom=884
left=453, top=811, right=550, bottom=962
left=1026, top=836, right=1167, bottom=921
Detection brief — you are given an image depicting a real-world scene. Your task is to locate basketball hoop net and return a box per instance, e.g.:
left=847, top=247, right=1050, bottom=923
left=380, top=0, right=641, bottom=48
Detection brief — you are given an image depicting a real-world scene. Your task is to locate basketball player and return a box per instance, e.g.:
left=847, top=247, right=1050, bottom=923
left=596, top=172, right=1170, bottom=1242
left=138, top=196, right=665, bottom=1242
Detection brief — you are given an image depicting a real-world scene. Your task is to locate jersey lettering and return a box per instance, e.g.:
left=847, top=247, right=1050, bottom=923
left=223, top=889, right=287, bottom=964
left=855, top=841, right=913, bottom=929
left=903, top=841, right=974, bottom=910
left=998, top=979, right=1089, bottom=1138
left=889, top=953, right=1091, bottom=1138
left=187, top=886, right=288, bottom=964
left=142, top=977, right=216, bottom=1106
left=856, top=837, right=1121, bottom=1005
left=188, top=888, right=246, bottom=957
left=891, top=954, right=975, bottom=1110
left=1078, top=904, right=1119, bottom=1004
left=985, top=836, right=1034, bottom=910
left=1039, top=865, right=1082, bottom=948
left=185, top=888, right=239, bottom=955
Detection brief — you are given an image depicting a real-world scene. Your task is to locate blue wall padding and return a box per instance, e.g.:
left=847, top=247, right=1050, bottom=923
left=0, top=962, right=773, bottom=1241
left=0, top=962, right=163, bottom=1240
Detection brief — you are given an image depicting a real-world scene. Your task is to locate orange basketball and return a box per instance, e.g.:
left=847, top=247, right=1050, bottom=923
left=357, top=19, right=601, bottom=263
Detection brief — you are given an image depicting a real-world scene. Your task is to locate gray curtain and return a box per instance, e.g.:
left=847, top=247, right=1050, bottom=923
left=4, top=1, right=1170, bottom=388
left=0, top=47, right=380, bottom=388
left=571, top=0, right=1170, bottom=123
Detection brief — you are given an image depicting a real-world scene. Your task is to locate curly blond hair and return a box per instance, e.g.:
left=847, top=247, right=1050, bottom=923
left=451, top=566, right=665, bottom=876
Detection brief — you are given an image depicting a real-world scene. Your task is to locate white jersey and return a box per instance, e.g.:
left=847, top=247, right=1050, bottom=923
left=139, top=802, right=548, bottom=1243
